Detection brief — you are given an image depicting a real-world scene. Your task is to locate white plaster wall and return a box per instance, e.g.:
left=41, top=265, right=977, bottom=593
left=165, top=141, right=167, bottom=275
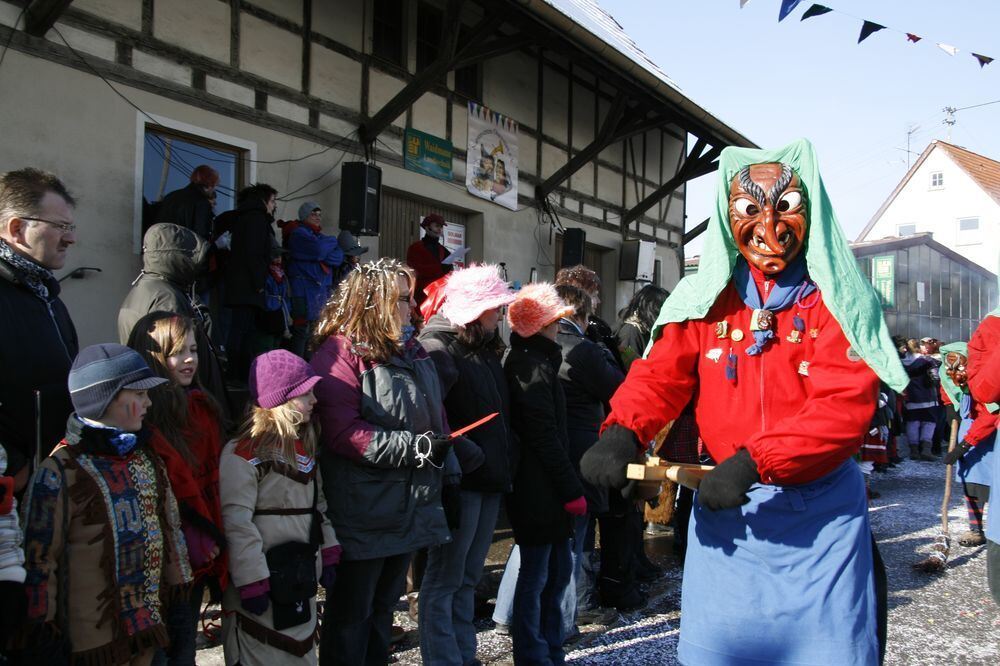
left=74, top=0, right=142, bottom=31
left=368, top=70, right=407, bottom=128
left=312, top=0, right=364, bottom=52
left=310, top=42, right=362, bottom=110
left=482, top=51, right=537, bottom=127
left=240, top=13, right=301, bottom=85
left=572, top=82, right=595, bottom=149
left=154, top=0, right=230, bottom=63
left=411, top=92, right=447, bottom=139
left=862, top=148, right=1000, bottom=272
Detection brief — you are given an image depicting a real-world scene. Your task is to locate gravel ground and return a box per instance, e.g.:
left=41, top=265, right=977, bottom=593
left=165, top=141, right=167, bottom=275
left=196, top=459, right=998, bottom=664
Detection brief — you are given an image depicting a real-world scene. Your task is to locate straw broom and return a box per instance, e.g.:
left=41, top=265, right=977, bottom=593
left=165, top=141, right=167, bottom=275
left=913, top=417, right=960, bottom=573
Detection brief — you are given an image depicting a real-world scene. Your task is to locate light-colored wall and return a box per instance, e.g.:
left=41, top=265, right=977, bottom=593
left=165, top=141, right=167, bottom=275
left=0, top=0, right=692, bottom=344
left=862, top=148, right=1000, bottom=272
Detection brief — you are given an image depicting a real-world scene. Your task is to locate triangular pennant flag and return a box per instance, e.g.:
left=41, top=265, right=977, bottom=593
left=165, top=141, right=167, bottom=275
left=972, top=53, right=994, bottom=68
left=906, top=33, right=922, bottom=43
left=801, top=4, right=832, bottom=20
left=858, top=21, right=886, bottom=43
left=740, top=0, right=751, bottom=7
left=937, top=43, right=959, bottom=56
left=778, top=0, right=802, bottom=21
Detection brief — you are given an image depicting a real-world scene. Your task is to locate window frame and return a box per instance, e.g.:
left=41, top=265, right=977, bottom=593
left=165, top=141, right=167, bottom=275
left=929, top=171, right=944, bottom=189
left=956, top=216, right=981, bottom=246
left=896, top=223, right=917, bottom=237
left=134, top=112, right=256, bottom=254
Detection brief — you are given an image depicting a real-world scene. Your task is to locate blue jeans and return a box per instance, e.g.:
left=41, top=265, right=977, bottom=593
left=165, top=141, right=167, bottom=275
left=494, top=517, right=588, bottom=637
left=419, top=491, right=502, bottom=665
left=511, top=540, right=573, bottom=665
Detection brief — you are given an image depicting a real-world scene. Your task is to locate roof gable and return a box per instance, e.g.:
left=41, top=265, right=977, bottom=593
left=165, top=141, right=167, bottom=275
left=855, top=140, right=1000, bottom=241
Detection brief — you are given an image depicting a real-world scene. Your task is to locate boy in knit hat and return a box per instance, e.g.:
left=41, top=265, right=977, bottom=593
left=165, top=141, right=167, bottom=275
left=18, top=344, right=192, bottom=666
left=502, top=283, right=587, bottom=664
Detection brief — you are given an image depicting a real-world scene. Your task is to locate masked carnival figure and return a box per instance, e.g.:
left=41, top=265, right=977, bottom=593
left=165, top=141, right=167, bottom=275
left=581, top=139, right=908, bottom=665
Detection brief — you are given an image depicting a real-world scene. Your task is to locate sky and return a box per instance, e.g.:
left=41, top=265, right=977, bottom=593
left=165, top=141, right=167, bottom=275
left=599, top=0, right=1000, bottom=257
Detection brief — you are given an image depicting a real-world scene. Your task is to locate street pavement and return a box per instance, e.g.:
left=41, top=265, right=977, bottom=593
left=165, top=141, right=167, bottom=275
left=198, top=458, right=998, bottom=664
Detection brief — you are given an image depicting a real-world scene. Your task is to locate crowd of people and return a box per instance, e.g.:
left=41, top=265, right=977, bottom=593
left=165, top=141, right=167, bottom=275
left=0, top=144, right=997, bottom=666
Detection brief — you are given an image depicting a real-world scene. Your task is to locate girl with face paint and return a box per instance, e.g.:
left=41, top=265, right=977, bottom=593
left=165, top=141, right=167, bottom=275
left=19, top=344, right=192, bottom=664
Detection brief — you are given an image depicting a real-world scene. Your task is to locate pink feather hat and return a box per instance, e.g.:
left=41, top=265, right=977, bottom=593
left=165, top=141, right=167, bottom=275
left=507, top=282, right=574, bottom=337
left=439, top=264, right=516, bottom=327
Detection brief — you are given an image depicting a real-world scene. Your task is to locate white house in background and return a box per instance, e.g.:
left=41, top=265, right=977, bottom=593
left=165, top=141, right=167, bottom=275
left=856, top=140, right=1000, bottom=273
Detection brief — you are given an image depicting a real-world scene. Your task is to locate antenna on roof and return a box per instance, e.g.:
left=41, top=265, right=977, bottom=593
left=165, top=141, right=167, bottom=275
left=942, top=106, right=957, bottom=142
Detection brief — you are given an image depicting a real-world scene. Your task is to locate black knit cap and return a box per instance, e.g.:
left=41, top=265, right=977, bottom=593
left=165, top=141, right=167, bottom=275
left=68, top=344, right=168, bottom=420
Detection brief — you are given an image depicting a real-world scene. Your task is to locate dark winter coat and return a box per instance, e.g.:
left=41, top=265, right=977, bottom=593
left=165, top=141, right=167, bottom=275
left=284, top=223, right=343, bottom=322
left=156, top=182, right=214, bottom=241
left=117, top=224, right=231, bottom=420
left=225, top=198, right=275, bottom=309
left=555, top=318, right=624, bottom=513
left=419, top=315, right=517, bottom=493
left=0, top=257, right=78, bottom=477
left=503, top=331, right=584, bottom=546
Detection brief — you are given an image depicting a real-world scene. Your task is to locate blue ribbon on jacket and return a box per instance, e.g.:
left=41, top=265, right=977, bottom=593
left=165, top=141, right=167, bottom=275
left=733, top=257, right=816, bottom=356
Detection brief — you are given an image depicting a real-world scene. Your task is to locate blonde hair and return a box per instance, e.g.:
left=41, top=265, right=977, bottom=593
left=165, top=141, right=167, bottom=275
left=236, top=400, right=317, bottom=464
left=312, top=258, right=415, bottom=363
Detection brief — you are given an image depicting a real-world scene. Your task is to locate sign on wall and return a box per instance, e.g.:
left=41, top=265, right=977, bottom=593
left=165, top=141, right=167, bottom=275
left=466, top=101, right=518, bottom=211
left=871, top=254, right=895, bottom=307
left=404, top=128, right=453, bottom=181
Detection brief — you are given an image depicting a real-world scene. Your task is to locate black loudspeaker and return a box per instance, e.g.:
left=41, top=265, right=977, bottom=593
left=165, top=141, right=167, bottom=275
left=339, top=162, right=382, bottom=236
left=561, top=228, right=586, bottom=267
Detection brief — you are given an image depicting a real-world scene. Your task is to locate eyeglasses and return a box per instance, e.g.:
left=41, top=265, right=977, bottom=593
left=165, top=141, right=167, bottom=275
left=20, top=216, right=76, bottom=234
left=398, top=294, right=413, bottom=305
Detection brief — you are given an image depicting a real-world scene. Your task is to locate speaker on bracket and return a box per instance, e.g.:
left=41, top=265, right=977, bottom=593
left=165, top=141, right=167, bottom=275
left=561, top=228, right=586, bottom=267
left=339, top=162, right=382, bottom=236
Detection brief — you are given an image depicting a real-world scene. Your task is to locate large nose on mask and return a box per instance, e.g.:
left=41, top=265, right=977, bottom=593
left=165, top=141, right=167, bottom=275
left=760, top=204, right=784, bottom=253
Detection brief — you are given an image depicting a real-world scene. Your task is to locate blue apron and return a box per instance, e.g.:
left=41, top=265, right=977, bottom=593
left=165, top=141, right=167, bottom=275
left=678, top=461, right=878, bottom=666
left=955, top=394, right=996, bottom=489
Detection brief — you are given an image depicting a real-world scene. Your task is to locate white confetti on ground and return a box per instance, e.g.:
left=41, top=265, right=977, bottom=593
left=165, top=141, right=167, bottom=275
left=196, top=459, right=998, bottom=665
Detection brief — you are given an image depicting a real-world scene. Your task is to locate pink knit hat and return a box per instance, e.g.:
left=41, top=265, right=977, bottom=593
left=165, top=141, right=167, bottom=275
left=439, top=264, right=516, bottom=327
left=249, top=350, right=322, bottom=409
left=507, top=282, right=574, bottom=337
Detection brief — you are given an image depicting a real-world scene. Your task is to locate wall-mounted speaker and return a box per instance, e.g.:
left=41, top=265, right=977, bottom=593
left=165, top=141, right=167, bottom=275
left=561, top=228, right=586, bottom=267
left=339, top=162, right=381, bottom=236
left=620, top=239, right=655, bottom=281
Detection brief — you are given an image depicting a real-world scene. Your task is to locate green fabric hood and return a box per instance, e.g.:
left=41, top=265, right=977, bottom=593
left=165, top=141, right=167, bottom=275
left=938, top=341, right=968, bottom=410
left=649, top=138, right=908, bottom=392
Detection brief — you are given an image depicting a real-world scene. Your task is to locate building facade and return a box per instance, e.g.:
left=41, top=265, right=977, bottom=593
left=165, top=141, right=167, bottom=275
left=0, top=0, right=751, bottom=345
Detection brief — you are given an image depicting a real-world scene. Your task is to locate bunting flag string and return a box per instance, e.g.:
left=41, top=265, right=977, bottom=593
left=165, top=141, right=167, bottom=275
left=781, top=2, right=992, bottom=69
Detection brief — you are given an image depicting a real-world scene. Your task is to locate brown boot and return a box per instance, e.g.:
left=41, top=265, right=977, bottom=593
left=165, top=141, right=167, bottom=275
left=958, top=530, right=986, bottom=547
left=919, top=441, right=937, bottom=461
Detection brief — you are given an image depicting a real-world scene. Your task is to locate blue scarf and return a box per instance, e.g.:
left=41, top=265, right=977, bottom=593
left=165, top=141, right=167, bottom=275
left=733, top=257, right=817, bottom=356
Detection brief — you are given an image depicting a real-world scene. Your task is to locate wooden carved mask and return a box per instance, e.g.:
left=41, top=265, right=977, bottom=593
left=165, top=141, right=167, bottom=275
left=945, top=351, right=968, bottom=388
left=728, top=162, right=807, bottom=275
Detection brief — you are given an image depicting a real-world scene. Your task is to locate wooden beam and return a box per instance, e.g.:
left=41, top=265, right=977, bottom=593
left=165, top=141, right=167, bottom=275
left=25, top=0, right=74, bottom=36
left=622, top=145, right=722, bottom=228
left=454, top=34, right=534, bottom=69
left=360, top=1, right=501, bottom=144
left=683, top=218, right=710, bottom=245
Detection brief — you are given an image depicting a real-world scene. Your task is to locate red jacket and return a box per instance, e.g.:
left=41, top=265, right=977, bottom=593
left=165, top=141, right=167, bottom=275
left=149, top=390, right=225, bottom=580
left=406, top=238, right=451, bottom=305
left=939, top=386, right=998, bottom=448
left=968, top=315, right=1000, bottom=406
left=604, top=277, right=879, bottom=486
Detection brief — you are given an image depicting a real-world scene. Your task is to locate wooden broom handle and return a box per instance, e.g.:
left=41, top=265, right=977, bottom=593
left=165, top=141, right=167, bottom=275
left=940, top=418, right=960, bottom=535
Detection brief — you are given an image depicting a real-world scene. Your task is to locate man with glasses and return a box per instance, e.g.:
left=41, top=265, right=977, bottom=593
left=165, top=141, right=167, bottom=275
left=0, top=167, right=80, bottom=494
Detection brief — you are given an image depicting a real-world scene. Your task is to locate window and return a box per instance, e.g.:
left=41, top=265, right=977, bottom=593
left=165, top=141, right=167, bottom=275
left=416, top=1, right=442, bottom=73
left=930, top=171, right=944, bottom=189
left=957, top=217, right=981, bottom=245
left=373, top=0, right=405, bottom=67
left=142, top=125, right=245, bottom=235
left=897, top=223, right=916, bottom=237
left=453, top=25, right=482, bottom=99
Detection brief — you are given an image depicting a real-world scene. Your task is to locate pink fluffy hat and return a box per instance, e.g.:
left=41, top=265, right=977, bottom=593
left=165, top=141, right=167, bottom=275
left=507, top=282, right=574, bottom=337
left=439, top=264, right=516, bottom=327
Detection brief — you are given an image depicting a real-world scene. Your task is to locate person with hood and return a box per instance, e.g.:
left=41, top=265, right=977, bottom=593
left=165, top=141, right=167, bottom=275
left=278, top=202, right=344, bottom=358
left=118, top=223, right=231, bottom=421
left=581, top=139, right=908, bottom=665
left=155, top=164, right=218, bottom=242
left=966, top=274, right=1000, bottom=604
left=939, top=342, right=997, bottom=548
left=503, top=283, right=586, bottom=665
left=406, top=213, right=452, bottom=306
left=224, top=183, right=278, bottom=382
left=0, top=167, right=79, bottom=496
left=416, top=264, right=516, bottom=665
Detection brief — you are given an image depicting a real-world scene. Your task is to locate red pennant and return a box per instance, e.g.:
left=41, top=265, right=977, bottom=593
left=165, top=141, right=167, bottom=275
left=972, top=53, right=994, bottom=68
left=906, top=33, right=922, bottom=43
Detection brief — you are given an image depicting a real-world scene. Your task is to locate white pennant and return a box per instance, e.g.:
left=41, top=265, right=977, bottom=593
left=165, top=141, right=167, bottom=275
left=937, top=43, right=959, bottom=56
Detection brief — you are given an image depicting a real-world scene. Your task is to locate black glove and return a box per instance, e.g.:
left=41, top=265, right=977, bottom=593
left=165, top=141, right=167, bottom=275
left=441, top=482, right=462, bottom=530
left=0, top=580, right=27, bottom=645
left=452, top=435, right=486, bottom=474
left=427, top=435, right=453, bottom=467
left=942, top=441, right=972, bottom=466
left=944, top=404, right=960, bottom=425
left=697, top=449, right=761, bottom=511
left=580, top=425, right=644, bottom=490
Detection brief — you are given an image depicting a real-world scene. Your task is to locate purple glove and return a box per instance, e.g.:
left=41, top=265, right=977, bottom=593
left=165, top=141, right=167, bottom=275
left=239, top=579, right=270, bottom=616
left=563, top=495, right=588, bottom=516
left=320, top=545, right=342, bottom=589
left=182, top=524, right=216, bottom=569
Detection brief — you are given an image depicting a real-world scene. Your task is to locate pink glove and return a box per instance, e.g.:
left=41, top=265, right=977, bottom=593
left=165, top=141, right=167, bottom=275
left=182, top=524, right=217, bottom=568
left=239, top=579, right=270, bottom=616
left=563, top=496, right=587, bottom=516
